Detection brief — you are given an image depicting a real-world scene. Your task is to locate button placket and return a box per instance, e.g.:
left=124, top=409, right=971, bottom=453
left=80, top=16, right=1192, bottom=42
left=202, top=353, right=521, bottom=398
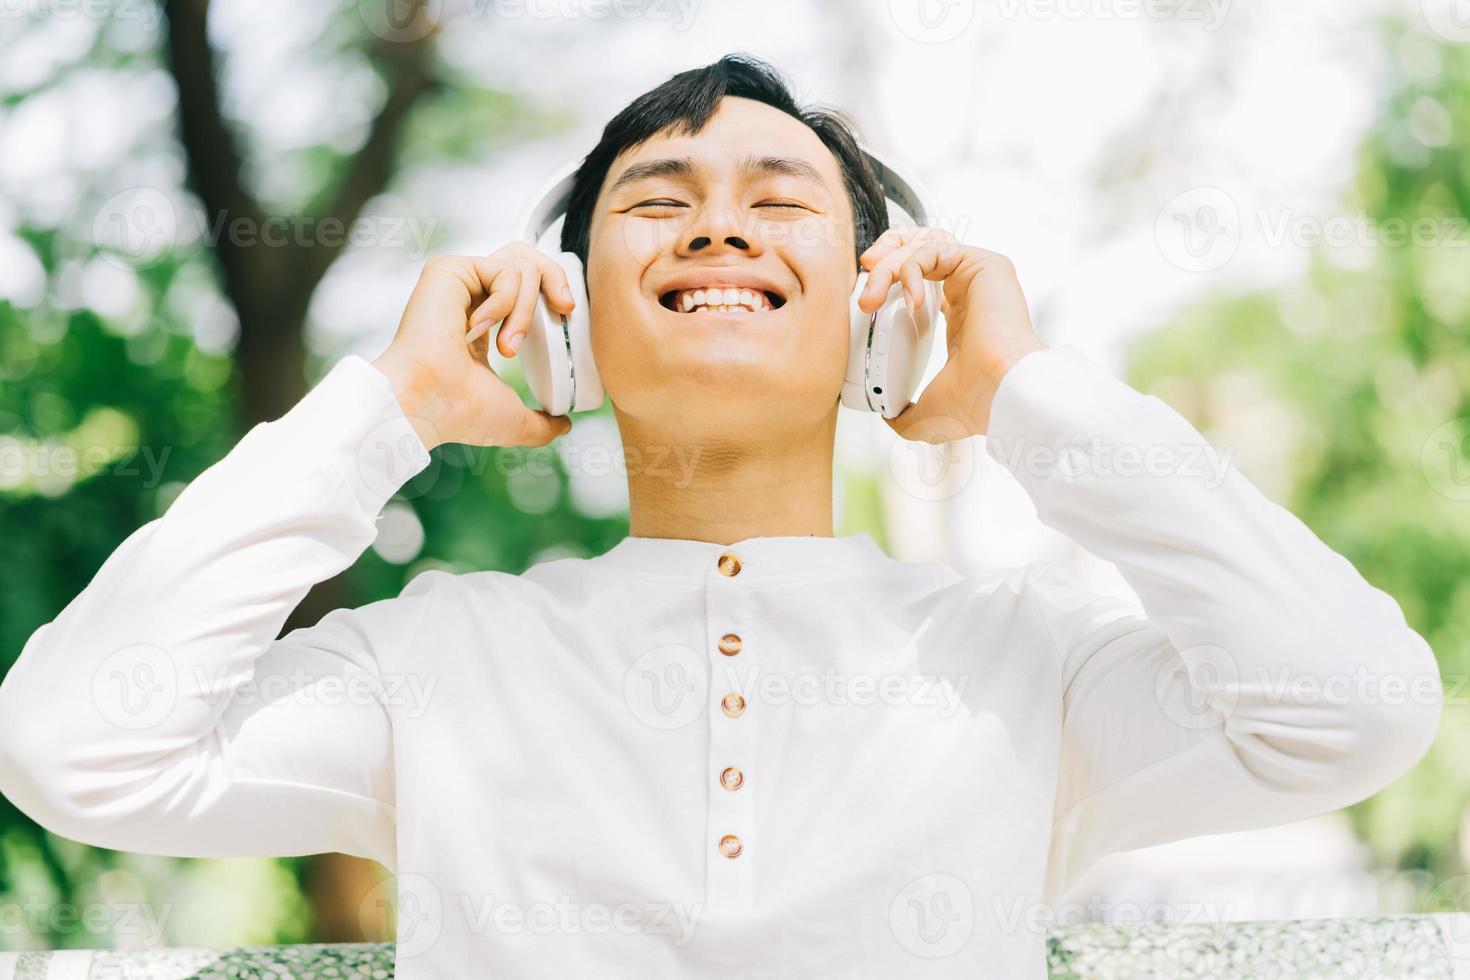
left=705, top=549, right=755, bottom=910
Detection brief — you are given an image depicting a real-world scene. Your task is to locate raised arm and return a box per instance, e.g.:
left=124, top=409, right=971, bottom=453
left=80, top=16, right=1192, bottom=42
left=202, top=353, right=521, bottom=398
left=0, top=247, right=575, bottom=868
left=983, top=344, right=1443, bottom=904
left=855, top=229, right=1441, bottom=904
left=0, top=355, right=433, bottom=867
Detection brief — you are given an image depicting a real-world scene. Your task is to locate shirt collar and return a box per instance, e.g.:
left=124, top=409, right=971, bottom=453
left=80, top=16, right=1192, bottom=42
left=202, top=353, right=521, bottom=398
left=594, top=532, right=891, bottom=582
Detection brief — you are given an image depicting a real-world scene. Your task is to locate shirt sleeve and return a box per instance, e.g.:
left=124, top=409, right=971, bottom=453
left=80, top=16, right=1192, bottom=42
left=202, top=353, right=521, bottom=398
left=0, top=355, right=434, bottom=872
left=983, top=343, right=1444, bottom=906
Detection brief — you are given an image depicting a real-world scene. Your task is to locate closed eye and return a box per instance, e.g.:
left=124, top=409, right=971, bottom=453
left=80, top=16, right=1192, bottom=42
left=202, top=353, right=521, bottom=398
left=755, top=201, right=810, bottom=210
left=632, top=199, right=687, bottom=210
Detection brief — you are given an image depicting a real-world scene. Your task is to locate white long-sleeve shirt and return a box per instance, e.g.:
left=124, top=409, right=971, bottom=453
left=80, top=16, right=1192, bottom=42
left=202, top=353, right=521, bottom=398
left=0, top=344, right=1442, bottom=978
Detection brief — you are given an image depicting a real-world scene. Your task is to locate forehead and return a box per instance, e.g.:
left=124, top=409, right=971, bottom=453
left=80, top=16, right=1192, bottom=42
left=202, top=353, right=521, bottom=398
left=599, top=96, right=847, bottom=194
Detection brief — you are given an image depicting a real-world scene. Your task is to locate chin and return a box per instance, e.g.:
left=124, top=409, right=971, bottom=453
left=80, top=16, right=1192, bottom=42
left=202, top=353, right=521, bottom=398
left=595, top=298, right=845, bottom=426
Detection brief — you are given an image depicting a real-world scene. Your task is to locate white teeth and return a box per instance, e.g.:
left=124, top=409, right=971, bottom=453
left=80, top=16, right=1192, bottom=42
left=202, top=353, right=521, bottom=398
left=670, top=286, right=774, bottom=313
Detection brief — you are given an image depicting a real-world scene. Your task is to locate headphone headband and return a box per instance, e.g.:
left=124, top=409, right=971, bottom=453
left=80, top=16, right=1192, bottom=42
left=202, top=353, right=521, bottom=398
left=514, top=144, right=935, bottom=248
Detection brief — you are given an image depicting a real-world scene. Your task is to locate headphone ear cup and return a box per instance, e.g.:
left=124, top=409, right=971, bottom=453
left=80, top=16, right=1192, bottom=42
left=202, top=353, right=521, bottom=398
left=841, top=271, right=938, bottom=418
left=520, top=252, right=602, bottom=417
left=841, top=271, right=877, bottom=413
left=559, top=253, right=602, bottom=413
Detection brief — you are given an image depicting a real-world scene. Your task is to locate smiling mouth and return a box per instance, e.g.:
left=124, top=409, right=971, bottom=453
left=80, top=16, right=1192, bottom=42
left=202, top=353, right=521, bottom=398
left=659, top=287, right=787, bottom=314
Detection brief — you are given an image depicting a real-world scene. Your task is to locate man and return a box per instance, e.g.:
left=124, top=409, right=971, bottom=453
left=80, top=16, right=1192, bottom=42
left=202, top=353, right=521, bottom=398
left=0, top=54, right=1443, bottom=978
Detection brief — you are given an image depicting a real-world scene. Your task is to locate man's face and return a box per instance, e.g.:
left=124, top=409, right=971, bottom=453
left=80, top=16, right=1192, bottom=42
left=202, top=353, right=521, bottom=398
left=584, top=96, right=857, bottom=433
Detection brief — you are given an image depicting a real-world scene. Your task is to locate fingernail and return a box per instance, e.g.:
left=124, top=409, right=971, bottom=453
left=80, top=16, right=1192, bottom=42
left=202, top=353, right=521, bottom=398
left=465, top=322, right=485, bottom=344
left=508, top=331, right=524, bottom=353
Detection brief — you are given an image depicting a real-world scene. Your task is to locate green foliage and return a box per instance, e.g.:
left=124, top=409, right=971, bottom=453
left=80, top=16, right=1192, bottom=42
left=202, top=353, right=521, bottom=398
left=1125, top=23, right=1470, bottom=883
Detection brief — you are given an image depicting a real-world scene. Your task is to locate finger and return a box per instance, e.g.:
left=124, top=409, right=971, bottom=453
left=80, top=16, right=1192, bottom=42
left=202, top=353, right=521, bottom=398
left=900, top=259, right=925, bottom=311
left=498, top=259, right=543, bottom=356
left=451, top=254, right=513, bottom=307
left=470, top=287, right=523, bottom=348
left=532, top=252, right=576, bottom=316
left=508, top=405, right=573, bottom=447
left=466, top=318, right=493, bottom=362
left=859, top=240, right=922, bottom=312
left=868, top=235, right=970, bottom=313
left=464, top=264, right=523, bottom=348
left=859, top=227, right=908, bottom=270
left=461, top=256, right=516, bottom=325
left=909, top=230, right=965, bottom=282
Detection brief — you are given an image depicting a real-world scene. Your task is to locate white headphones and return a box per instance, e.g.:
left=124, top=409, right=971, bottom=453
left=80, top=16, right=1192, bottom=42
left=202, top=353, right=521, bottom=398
left=510, top=146, right=941, bottom=419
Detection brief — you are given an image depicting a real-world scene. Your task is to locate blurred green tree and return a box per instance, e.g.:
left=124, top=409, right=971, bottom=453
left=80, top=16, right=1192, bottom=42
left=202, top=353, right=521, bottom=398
left=1124, top=19, right=1470, bottom=892
left=0, top=0, right=625, bottom=949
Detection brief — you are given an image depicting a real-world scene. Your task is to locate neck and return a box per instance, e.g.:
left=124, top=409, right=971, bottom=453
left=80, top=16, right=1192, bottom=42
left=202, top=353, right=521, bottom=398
left=618, top=410, right=836, bottom=545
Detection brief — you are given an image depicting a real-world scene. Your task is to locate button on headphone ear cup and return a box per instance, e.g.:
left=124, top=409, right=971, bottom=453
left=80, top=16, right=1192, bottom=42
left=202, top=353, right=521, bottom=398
left=842, top=270, right=925, bottom=416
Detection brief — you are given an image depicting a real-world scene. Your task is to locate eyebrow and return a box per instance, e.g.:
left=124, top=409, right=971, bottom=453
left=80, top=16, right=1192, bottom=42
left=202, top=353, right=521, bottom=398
left=739, top=154, right=828, bottom=187
left=607, top=157, right=697, bottom=194
left=606, top=154, right=830, bottom=195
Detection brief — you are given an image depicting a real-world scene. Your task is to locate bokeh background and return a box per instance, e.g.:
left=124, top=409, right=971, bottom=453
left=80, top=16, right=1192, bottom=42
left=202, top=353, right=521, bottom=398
left=2, top=0, right=1469, bottom=950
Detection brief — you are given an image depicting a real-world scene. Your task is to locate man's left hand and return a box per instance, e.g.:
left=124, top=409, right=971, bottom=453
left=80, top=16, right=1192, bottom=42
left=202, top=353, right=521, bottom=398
left=857, top=228, right=1049, bottom=441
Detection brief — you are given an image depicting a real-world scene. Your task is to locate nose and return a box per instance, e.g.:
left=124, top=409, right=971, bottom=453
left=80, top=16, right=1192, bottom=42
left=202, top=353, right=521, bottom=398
left=678, top=205, right=762, bottom=257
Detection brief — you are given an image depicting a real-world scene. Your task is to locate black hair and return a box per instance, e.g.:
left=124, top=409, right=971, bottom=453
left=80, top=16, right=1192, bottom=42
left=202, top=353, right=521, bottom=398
left=558, top=53, right=888, bottom=268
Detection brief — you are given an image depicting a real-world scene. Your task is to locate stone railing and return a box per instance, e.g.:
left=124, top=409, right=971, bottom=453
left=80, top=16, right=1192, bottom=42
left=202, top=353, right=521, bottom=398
left=1, top=915, right=1466, bottom=978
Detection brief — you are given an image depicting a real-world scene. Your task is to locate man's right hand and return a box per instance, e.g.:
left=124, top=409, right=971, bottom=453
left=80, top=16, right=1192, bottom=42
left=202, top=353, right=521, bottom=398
left=371, top=244, right=577, bottom=450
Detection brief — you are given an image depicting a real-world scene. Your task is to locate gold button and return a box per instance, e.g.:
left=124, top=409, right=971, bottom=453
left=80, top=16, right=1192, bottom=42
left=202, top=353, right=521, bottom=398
left=718, top=633, right=743, bottom=656
left=717, top=552, right=743, bottom=577
left=719, top=834, right=743, bottom=858
left=720, top=766, right=744, bottom=791
left=721, top=693, right=746, bottom=717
